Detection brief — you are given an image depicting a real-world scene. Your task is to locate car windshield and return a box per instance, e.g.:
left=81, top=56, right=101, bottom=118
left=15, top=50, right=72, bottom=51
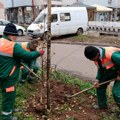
left=34, top=13, right=46, bottom=23
left=2, top=20, right=10, bottom=25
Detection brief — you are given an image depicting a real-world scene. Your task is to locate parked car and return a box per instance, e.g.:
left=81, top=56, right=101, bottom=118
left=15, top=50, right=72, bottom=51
left=0, top=19, right=26, bottom=36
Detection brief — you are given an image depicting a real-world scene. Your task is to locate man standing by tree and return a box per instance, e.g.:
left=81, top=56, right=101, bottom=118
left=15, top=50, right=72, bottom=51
left=0, top=23, right=44, bottom=120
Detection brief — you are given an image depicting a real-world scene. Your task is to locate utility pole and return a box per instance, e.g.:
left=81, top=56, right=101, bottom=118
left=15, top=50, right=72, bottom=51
left=11, top=0, right=14, bottom=7
left=47, top=0, right=51, bottom=110
left=10, top=0, right=14, bottom=21
left=32, top=0, right=35, bottom=20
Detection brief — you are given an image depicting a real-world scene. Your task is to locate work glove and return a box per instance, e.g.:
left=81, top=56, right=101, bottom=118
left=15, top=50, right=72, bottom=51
left=40, top=50, right=45, bottom=55
left=94, top=80, right=100, bottom=88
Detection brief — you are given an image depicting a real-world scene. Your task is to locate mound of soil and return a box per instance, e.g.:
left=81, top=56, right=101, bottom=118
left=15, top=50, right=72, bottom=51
left=22, top=80, right=118, bottom=120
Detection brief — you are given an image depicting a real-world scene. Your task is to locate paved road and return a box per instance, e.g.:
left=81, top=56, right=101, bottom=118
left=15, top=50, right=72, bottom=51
left=17, top=36, right=97, bottom=81
left=17, top=36, right=31, bottom=42
left=51, top=43, right=97, bottom=81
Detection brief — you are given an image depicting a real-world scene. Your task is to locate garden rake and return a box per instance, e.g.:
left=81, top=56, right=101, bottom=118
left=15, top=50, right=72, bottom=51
left=21, top=62, right=41, bottom=80
left=66, top=78, right=115, bottom=98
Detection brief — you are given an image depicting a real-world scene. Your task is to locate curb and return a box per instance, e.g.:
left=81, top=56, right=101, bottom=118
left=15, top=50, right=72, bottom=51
left=51, top=41, right=118, bottom=47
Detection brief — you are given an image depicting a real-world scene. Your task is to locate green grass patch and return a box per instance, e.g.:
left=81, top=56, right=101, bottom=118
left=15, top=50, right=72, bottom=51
left=15, top=82, right=38, bottom=120
left=71, top=35, right=90, bottom=42
left=0, top=70, right=118, bottom=120
left=51, top=70, right=96, bottom=95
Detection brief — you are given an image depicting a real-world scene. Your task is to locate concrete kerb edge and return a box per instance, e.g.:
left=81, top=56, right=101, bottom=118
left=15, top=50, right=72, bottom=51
left=51, top=41, right=118, bottom=47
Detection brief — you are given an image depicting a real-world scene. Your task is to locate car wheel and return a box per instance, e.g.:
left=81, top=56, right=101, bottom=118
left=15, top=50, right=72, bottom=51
left=17, top=29, right=23, bottom=36
left=76, top=28, right=83, bottom=35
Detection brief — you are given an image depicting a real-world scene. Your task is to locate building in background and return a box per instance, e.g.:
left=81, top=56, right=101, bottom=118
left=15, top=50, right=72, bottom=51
left=0, top=0, right=4, bottom=19
left=4, top=0, right=63, bottom=24
left=3, top=0, right=120, bottom=23
left=91, top=4, right=113, bottom=21
left=78, top=0, right=120, bottom=21
left=71, top=2, right=113, bottom=21
left=71, top=2, right=96, bottom=21
left=62, top=0, right=76, bottom=6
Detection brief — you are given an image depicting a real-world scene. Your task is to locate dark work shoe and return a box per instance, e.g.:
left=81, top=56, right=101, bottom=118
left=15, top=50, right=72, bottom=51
left=27, top=76, right=34, bottom=84
left=19, top=79, right=26, bottom=84
left=13, top=108, right=20, bottom=113
left=116, top=112, right=120, bottom=118
left=93, top=104, right=99, bottom=109
left=28, top=80, right=33, bottom=84
left=93, top=104, right=108, bottom=110
left=10, top=116, right=18, bottom=120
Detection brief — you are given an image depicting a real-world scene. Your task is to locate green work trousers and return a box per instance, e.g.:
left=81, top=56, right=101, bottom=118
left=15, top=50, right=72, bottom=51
left=0, top=80, right=16, bottom=120
left=96, top=68, right=120, bottom=108
left=112, top=81, right=120, bottom=108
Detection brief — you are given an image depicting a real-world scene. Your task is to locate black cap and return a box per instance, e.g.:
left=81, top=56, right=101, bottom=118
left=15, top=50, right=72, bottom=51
left=3, top=23, right=18, bottom=36
left=84, top=46, right=99, bottom=59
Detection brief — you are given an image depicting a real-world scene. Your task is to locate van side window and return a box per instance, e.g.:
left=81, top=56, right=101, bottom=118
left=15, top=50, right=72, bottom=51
left=60, top=13, right=71, bottom=22
left=51, top=14, right=58, bottom=22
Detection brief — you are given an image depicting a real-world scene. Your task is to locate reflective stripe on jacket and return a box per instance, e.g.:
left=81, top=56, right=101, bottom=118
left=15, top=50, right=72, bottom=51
left=0, top=38, right=15, bottom=57
left=94, top=47, right=120, bottom=69
left=2, top=111, right=12, bottom=115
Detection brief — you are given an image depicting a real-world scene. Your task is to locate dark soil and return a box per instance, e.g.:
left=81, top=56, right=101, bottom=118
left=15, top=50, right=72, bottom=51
left=23, top=80, right=118, bottom=120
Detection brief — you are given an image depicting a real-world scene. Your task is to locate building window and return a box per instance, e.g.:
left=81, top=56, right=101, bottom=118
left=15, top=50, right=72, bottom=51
left=60, top=13, right=71, bottom=22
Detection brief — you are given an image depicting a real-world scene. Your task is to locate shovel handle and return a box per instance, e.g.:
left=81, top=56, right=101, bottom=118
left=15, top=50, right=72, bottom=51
left=67, top=78, right=115, bottom=98
left=21, top=62, right=40, bottom=79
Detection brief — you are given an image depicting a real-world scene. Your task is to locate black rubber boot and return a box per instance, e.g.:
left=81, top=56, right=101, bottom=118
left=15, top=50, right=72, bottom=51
left=93, top=104, right=108, bottom=110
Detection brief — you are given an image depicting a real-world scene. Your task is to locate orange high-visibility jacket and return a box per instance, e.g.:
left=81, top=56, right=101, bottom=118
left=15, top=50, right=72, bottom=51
left=0, top=38, right=16, bottom=76
left=0, top=38, right=15, bottom=57
left=94, top=47, right=120, bottom=69
left=21, top=42, right=30, bottom=51
left=0, top=37, right=40, bottom=80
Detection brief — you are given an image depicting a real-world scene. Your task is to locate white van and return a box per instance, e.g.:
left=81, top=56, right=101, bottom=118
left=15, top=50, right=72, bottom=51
left=27, top=7, right=88, bottom=39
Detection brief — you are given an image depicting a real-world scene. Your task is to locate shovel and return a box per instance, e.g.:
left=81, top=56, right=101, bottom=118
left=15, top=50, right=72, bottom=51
left=21, top=62, right=41, bottom=79
left=66, top=78, right=115, bottom=98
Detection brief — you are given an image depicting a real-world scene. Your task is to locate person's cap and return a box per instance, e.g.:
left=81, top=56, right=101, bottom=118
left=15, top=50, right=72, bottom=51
left=84, top=46, right=99, bottom=59
left=3, top=23, right=18, bottom=36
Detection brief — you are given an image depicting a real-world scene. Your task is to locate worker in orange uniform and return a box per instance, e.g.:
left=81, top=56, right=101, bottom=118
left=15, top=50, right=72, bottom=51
left=19, top=40, right=40, bottom=84
left=84, top=46, right=120, bottom=111
left=0, top=23, right=44, bottom=120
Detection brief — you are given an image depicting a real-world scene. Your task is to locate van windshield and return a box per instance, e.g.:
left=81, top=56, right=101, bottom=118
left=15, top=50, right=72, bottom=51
left=34, top=13, right=46, bottom=23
